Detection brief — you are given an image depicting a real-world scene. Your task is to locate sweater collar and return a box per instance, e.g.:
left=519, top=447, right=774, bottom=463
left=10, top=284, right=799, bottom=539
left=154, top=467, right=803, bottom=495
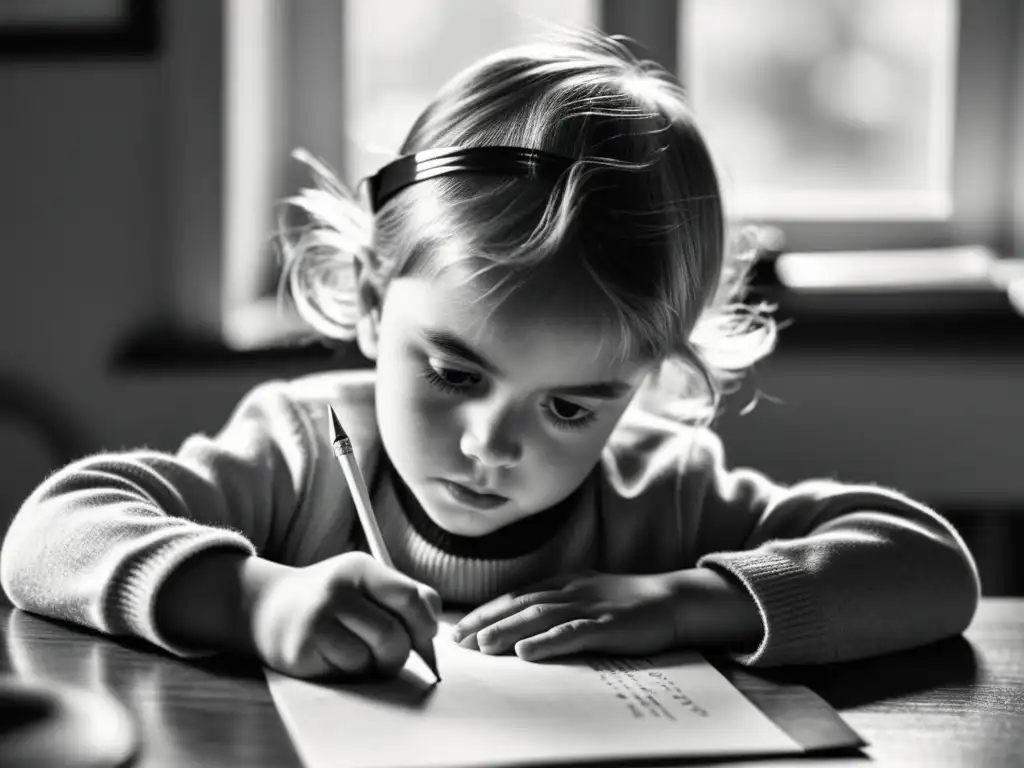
left=374, top=448, right=590, bottom=560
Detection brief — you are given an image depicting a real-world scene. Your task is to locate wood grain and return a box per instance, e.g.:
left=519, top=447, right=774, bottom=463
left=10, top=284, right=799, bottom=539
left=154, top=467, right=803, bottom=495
left=1, top=598, right=1022, bottom=767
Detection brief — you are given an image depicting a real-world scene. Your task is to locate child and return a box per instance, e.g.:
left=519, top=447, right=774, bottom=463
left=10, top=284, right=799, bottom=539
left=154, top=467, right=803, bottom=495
left=1, top=30, right=978, bottom=680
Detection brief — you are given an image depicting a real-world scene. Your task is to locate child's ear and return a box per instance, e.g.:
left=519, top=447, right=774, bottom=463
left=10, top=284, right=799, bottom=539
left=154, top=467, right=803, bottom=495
left=353, top=257, right=384, bottom=361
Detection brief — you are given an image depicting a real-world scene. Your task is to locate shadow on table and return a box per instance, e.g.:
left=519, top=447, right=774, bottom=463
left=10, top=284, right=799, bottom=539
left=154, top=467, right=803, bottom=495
left=2, top=607, right=982, bottom=766
left=2, top=609, right=300, bottom=766
left=1, top=608, right=267, bottom=677
left=749, top=635, right=980, bottom=711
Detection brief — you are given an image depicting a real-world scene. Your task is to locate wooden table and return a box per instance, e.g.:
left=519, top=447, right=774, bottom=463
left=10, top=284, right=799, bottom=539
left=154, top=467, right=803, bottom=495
left=2, top=598, right=1022, bottom=767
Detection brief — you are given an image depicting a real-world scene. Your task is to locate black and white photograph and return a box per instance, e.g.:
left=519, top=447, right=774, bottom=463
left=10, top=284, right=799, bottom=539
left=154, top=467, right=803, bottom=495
left=0, top=2, right=1022, bottom=767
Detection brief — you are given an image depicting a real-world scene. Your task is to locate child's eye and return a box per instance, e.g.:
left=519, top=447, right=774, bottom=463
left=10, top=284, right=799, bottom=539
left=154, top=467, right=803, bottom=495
left=420, top=364, right=480, bottom=394
left=544, top=399, right=596, bottom=431
left=420, top=364, right=597, bottom=431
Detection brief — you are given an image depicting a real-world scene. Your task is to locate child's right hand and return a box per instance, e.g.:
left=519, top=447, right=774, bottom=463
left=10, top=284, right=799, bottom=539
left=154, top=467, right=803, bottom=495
left=248, top=551, right=442, bottom=679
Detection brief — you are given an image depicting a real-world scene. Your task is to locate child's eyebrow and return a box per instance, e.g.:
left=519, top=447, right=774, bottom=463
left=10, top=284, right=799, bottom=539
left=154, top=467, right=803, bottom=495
left=420, top=328, right=632, bottom=400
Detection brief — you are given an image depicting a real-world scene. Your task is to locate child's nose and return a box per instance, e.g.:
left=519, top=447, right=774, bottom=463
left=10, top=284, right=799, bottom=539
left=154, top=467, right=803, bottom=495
left=459, top=404, right=523, bottom=468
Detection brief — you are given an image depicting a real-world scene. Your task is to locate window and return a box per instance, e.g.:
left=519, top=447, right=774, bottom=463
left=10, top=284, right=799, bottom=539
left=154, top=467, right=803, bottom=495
left=670, top=0, right=1020, bottom=255
left=682, top=0, right=957, bottom=221
left=343, top=0, right=596, bottom=189
left=222, top=0, right=596, bottom=350
left=163, top=0, right=1022, bottom=350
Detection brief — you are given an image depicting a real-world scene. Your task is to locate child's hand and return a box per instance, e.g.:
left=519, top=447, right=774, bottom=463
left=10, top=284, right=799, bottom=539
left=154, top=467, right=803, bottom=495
left=449, top=571, right=683, bottom=662
left=248, top=552, right=441, bottom=679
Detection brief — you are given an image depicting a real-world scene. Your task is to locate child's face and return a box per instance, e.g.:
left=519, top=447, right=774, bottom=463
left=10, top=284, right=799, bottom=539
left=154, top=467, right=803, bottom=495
left=372, top=272, right=653, bottom=537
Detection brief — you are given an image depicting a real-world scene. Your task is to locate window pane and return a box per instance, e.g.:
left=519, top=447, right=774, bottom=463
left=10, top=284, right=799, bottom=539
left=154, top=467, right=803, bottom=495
left=681, top=0, right=958, bottom=219
left=343, top=0, right=596, bottom=186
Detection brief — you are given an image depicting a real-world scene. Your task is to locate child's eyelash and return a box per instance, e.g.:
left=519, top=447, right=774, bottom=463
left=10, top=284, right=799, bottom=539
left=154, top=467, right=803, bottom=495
left=419, top=365, right=475, bottom=395
left=418, top=365, right=597, bottom=431
left=546, top=400, right=597, bottom=431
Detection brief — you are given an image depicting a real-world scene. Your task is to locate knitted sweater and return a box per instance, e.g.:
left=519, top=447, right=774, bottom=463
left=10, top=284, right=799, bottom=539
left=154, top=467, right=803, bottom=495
left=0, top=370, right=980, bottom=667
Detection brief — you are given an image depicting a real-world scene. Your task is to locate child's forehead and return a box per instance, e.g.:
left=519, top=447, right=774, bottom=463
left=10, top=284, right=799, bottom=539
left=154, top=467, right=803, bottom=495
left=394, top=269, right=604, bottom=331
left=387, top=274, right=642, bottom=373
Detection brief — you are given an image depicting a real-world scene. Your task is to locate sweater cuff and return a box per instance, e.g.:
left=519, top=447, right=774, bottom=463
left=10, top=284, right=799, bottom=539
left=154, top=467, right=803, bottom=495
left=696, top=549, right=828, bottom=667
left=103, top=530, right=257, bottom=659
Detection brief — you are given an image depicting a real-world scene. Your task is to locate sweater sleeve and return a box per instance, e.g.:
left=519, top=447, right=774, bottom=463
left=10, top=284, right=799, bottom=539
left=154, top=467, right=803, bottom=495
left=0, top=380, right=320, bottom=657
left=681, top=428, right=981, bottom=668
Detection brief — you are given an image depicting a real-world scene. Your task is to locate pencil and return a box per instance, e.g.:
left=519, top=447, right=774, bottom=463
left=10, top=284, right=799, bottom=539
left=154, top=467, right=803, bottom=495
left=327, top=405, right=441, bottom=683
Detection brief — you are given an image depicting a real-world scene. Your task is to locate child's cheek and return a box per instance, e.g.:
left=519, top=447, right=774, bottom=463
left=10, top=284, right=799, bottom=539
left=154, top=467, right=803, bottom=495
left=393, top=391, right=461, bottom=457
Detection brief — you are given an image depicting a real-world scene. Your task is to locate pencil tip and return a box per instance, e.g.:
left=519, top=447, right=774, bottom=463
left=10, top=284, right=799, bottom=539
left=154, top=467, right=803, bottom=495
left=417, top=642, right=441, bottom=683
left=327, top=404, right=347, bottom=443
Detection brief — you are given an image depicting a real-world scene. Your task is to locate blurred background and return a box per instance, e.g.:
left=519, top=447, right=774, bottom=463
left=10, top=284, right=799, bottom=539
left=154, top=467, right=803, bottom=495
left=0, top=0, right=1022, bottom=593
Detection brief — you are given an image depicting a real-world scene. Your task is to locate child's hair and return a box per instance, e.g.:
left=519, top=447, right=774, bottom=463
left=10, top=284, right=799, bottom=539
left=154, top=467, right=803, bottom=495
left=276, top=27, right=776, bottom=426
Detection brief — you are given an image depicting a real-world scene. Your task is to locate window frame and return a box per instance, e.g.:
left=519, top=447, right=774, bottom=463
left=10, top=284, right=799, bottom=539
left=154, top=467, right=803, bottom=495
left=608, top=0, right=1021, bottom=255
left=220, top=0, right=345, bottom=349
left=164, top=0, right=1023, bottom=350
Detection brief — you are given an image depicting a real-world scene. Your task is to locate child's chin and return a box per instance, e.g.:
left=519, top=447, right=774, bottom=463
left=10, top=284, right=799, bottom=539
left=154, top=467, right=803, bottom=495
left=424, top=503, right=512, bottom=538
left=429, top=509, right=496, bottom=537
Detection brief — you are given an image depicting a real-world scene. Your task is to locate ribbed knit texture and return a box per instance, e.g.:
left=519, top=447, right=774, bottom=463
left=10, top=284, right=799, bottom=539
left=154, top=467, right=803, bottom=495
left=1, top=370, right=981, bottom=667
left=372, top=454, right=598, bottom=606
left=697, top=551, right=827, bottom=667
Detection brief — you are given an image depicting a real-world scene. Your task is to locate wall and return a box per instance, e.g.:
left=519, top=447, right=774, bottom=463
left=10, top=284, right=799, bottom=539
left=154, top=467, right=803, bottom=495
left=0, top=51, right=269, bottom=526
left=1015, top=0, right=1024, bottom=259
left=0, top=8, right=1022, bottom=584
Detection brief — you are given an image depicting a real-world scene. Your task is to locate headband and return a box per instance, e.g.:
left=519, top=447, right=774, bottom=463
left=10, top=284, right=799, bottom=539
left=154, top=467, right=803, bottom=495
left=365, top=146, right=574, bottom=213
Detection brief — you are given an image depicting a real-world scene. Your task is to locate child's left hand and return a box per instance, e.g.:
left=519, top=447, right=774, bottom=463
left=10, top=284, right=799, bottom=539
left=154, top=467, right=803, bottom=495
left=449, top=571, right=682, bottom=662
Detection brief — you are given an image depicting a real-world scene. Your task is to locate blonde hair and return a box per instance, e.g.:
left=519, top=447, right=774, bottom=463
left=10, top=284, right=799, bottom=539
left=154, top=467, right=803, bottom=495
left=277, top=28, right=776, bottom=426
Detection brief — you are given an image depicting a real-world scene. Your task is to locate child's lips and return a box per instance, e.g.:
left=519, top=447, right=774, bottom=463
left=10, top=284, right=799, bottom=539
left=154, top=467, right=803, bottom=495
left=438, top=479, right=509, bottom=509
left=452, top=480, right=505, bottom=498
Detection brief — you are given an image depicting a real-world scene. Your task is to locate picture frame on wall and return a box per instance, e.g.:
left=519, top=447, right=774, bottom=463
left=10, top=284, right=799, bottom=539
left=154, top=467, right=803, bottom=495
left=0, top=0, right=158, bottom=59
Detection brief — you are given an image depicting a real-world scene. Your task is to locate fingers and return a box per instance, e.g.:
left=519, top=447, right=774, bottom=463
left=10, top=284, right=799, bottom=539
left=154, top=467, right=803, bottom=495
left=478, top=602, right=587, bottom=655
left=451, top=588, right=567, bottom=646
left=334, top=595, right=412, bottom=674
left=314, top=618, right=373, bottom=675
left=422, top=586, right=443, bottom=622
left=357, top=558, right=441, bottom=650
left=514, top=618, right=602, bottom=662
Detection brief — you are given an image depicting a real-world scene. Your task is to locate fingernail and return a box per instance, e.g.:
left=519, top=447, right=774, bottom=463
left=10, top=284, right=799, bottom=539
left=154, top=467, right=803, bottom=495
left=450, top=625, right=463, bottom=642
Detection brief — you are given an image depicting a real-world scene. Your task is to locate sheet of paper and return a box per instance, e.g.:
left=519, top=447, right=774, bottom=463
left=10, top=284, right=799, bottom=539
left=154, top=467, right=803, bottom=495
left=267, top=615, right=802, bottom=768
